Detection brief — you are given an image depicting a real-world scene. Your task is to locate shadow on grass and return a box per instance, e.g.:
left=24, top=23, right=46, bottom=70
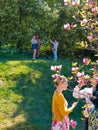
left=5, top=60, right=53, bottom=130
left=0, top=54, right=85, bottom=130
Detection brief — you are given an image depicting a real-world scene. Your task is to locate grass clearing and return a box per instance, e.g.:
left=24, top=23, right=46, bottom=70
left=0, top=54, right=84, bottom=130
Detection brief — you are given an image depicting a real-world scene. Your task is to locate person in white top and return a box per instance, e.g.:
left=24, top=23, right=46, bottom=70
left=31, top=35, right=38, bottom=59
left=73, top=74, right=98, bottom=130
left=50, top=39, right=58, bottom=61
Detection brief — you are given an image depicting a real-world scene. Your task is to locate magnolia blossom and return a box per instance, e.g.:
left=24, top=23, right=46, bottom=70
left=72, top=67, right=79, bottom=73
left=70, top=119, right=77, bottom=129
left=94, top=64, right=96, bottom=70
left=51, top=66, right=57, bottom=71
left=87, top=35, right=93, bottom=42
left=96, top=60, right=98, bottom=63
left=72, top=0, right=80, bottom=6
left=92, top=7, right=98, bottom=13
left=64, top=0, right=70, bottom=5
left=51, top=65, right=62, bottom=72
left=52, top=74, right=59, bottom=79
left=56, top=65, right=62, bottom=71
left=77, top=72, right=85, bottom=84
left=83, top=58, right=90, bottom=65
left=81, top=19, right=88, bottom=26
left=64, top=23, right=70, bottom=30
left=86, top=1, right=92, bottom=8
left=77, top=72, right=84, bottom=78
left=86, top=1, right=97, bottom=8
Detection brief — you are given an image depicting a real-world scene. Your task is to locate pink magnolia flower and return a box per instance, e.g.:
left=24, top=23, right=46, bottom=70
left=56, top=65, right=62, bottom=71
left=86, top=1, right=92, bottom=8
left=94, top=64, right=96, bottom=70
left=81, top=19, right=88, bottom=26
left=87, top=35, right=93, bottom=42
left=51, top=66, right=57, bottom=71
left=64, top=0, right=70, bottom=5
left=51, top=65, right=62, bottom=72
left=52, top=74, right=59, bottom=79
left=92, top=7, right=98, bottom=13
left=72, top=0, right=79, bottom=6
left=72, top=67, right=79, bottom=73
left=64, top=23, right=71, bottom=30
left=77, top=72, right=84, bottom=78
left=96, top=60, right=98, bottom=63
left=83, top=58, right=90, bottom=65
left=70, top=119, right=77, bottom=129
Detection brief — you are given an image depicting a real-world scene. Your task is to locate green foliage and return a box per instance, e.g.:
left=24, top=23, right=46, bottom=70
left=0, top=0, right=55, bottom=51
left=0, top=0, right=97, bottom=57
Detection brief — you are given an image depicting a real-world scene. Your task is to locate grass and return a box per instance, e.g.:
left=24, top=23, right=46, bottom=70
left=0, top=53, right=85, bottom=130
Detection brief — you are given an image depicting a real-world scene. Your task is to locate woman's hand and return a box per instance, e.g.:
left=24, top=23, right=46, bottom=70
left=72, top=101, right=78, bottom=109
left=78, top=80, right=85, bottom=88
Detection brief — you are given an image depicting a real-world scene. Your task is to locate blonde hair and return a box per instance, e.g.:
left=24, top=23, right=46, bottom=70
left=55, top=75, right=67, bottom=86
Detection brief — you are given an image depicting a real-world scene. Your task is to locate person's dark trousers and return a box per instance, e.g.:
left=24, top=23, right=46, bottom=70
left=84, top=118, right=88, bottom=130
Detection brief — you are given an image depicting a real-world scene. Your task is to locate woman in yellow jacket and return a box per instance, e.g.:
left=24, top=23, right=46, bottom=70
left=51, top=75, right=78, bottom=130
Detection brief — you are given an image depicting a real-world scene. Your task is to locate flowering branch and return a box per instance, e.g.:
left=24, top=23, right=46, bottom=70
left=64, top=0, right=98, bottom=54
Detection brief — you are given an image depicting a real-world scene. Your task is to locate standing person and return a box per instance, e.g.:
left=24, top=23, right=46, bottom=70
left=31, top=35, right=38, bottom=60
left=88, top=83, right=98, bottom=130
left=50, top=39, right=58, bottom=61
left=51, top=75, right=78, bottom=130
left=73, top=74, right=98, bottom=130
left=36, top=35, right=41, bottom=58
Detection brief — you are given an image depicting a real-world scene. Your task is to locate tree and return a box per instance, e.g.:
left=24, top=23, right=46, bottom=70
left=64, top=0, right=98, bottom=56
left=0, top=0, right=60, bottom=52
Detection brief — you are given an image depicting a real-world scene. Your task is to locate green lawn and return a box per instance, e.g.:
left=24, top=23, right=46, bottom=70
left=0, top=54, right=84, bottom=130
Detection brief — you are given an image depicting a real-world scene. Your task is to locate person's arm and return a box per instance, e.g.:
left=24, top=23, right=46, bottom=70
left=50, top=39, right=54, bottom=44
left=56, top=94, right=77, bottom=117
left=57, top=42, right=58, bottom=47
left=73, top=84, right=92, bottom=99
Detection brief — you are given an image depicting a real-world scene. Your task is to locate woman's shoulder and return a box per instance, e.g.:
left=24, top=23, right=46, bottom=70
left=54, top=92, right=64, bottom=101
left=54, top=91, right=63, bottom=96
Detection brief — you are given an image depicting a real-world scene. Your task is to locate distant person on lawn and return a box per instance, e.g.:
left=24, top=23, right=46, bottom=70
left=50, top=39, right=58, bottom=61
left=31, top=35, right=38, bottom=60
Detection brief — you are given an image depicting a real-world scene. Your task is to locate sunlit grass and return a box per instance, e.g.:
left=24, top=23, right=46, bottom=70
left=0, top=54, right=84, bottom=130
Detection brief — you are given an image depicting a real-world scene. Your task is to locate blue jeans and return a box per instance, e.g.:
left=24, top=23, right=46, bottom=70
left=53, top=49, right=57, bottom=61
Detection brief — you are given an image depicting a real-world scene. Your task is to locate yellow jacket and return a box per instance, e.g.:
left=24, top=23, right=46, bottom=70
left=52, top=91, right=73, bottom=121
